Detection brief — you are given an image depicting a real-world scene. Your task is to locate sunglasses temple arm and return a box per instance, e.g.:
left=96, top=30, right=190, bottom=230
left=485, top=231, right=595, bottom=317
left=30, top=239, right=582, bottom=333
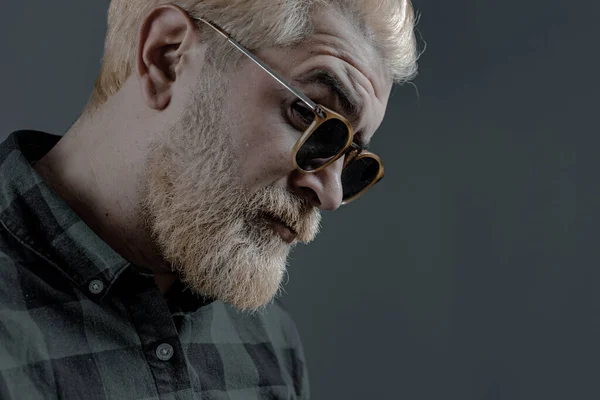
left=196, top=17, right=318, bottom=112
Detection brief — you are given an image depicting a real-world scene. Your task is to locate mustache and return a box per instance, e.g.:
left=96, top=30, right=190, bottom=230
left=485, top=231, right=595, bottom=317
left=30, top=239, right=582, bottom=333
left=247, top=186, right=321, bottom=243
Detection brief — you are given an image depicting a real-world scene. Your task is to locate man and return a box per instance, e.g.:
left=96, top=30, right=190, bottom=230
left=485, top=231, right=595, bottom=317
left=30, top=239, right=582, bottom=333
left=0, top=0, right=418, bottom=398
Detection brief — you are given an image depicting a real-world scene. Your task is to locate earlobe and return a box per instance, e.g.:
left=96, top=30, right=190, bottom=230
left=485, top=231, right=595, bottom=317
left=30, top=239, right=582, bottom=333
left=140, top=65, right=172, bottom=110
left=136, top=4, right=197, bottom=111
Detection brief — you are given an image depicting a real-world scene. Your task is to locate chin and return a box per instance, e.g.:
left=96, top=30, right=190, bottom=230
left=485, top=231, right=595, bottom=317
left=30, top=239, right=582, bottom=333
left=143, top=181, right=294, bottom=313
left=176, top=225, right=293, bottom=313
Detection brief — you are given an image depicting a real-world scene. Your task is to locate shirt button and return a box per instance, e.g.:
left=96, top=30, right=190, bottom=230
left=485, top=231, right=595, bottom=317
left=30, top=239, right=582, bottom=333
left=156, top=343, right=174, bottom=361
left=88, top=280, right=104, bottom=294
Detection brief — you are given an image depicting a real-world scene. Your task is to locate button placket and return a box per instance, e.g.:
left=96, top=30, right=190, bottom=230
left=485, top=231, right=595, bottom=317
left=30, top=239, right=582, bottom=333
left=123, top=268, right=191, bottom=391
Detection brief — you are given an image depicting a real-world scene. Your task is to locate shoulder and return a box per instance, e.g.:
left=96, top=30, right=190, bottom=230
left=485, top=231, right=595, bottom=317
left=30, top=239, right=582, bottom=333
left=0, top=226, right=28, bottom=309
left=0, top=228, right=51, bottom=374
left=217, top=299, right=310, bottom=397
left=0, top=223, right=46, bottom=327
left=218, top=298, right=304, bottom=350
left=0, top=223, right=73, bottom=330
left=269, top=298, right=305, bottom=349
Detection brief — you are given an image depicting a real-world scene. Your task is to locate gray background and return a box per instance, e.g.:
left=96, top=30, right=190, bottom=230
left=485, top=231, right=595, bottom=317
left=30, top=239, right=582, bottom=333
left=0, top=1, right=591, bottom=399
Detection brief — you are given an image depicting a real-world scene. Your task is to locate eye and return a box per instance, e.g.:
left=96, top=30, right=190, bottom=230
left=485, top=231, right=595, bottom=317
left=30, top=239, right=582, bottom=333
left=289, top=101, right=315, bottom=131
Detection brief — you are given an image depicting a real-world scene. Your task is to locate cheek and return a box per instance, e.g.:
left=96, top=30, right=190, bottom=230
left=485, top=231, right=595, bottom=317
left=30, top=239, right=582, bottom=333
left=235, top=120, right=298, bottom=191
left=221, top=70, right=299, bottom=193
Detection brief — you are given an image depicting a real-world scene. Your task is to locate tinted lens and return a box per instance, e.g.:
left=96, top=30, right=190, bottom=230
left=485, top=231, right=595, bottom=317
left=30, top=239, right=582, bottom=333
left=296, top=118, right=349, bottom=171
left=341, top=156, right=381, bottom=201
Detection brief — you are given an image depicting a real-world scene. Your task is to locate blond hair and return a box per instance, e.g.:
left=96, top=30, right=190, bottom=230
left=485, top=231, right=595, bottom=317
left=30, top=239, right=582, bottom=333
left=89, top=0, right=419, bottom=109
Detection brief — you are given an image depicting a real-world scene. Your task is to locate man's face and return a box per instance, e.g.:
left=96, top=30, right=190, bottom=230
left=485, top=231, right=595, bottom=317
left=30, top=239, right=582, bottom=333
left=140, top=7, right=392, bottom=312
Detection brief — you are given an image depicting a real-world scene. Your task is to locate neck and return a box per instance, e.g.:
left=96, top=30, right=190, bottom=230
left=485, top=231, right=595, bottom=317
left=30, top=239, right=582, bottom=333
left=33, top=97, right=177, bottom=294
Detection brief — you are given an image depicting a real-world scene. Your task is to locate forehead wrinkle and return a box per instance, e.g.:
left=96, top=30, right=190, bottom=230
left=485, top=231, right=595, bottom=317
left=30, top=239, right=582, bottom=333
left=298, top=43, right=387, bottom=142
left=309, top=32, right=383, bottom=101
left=344, top=65, right=365, bottom=128
left=340, top=61, right=387, bottom=140
left=296, top=68, right=363, bottom=127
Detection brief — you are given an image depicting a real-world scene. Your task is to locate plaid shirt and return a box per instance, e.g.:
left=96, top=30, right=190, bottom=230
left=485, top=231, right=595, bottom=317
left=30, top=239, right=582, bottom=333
left=0, top=130, right=309, bottom=399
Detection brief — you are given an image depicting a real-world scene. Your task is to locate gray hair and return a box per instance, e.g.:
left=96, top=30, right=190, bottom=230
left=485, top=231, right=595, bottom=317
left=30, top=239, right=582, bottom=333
left=89, top=0, right=418, bottom=108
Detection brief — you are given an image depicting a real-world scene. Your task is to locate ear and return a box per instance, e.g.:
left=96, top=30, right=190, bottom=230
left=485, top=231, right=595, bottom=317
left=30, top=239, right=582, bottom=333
left=136, top=4, right=198, bottom=110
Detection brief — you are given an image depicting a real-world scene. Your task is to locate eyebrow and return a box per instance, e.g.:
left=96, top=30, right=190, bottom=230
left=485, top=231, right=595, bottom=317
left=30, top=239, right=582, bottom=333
left=295, top=69, right=369, bottom=148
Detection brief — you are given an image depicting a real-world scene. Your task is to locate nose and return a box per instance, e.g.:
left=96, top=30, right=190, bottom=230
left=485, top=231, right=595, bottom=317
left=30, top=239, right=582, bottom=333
left=291, top=157, right=344, bottom=211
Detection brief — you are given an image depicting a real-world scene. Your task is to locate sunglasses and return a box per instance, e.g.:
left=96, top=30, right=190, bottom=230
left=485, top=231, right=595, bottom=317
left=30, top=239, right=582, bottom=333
left=195, top=17, right=385, bottom=204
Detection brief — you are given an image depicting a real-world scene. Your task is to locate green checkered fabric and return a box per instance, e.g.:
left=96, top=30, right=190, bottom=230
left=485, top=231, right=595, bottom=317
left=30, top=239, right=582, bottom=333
left=0, top=130, right=309, bottom=399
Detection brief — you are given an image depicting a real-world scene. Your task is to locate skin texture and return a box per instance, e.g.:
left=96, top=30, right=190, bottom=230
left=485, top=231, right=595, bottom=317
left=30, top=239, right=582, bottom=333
left=33, top=4, right=393, bottom=312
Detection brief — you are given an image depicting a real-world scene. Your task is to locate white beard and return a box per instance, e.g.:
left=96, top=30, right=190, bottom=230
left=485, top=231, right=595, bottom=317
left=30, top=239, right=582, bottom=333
left=139, top=67, right=321, bottom=312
